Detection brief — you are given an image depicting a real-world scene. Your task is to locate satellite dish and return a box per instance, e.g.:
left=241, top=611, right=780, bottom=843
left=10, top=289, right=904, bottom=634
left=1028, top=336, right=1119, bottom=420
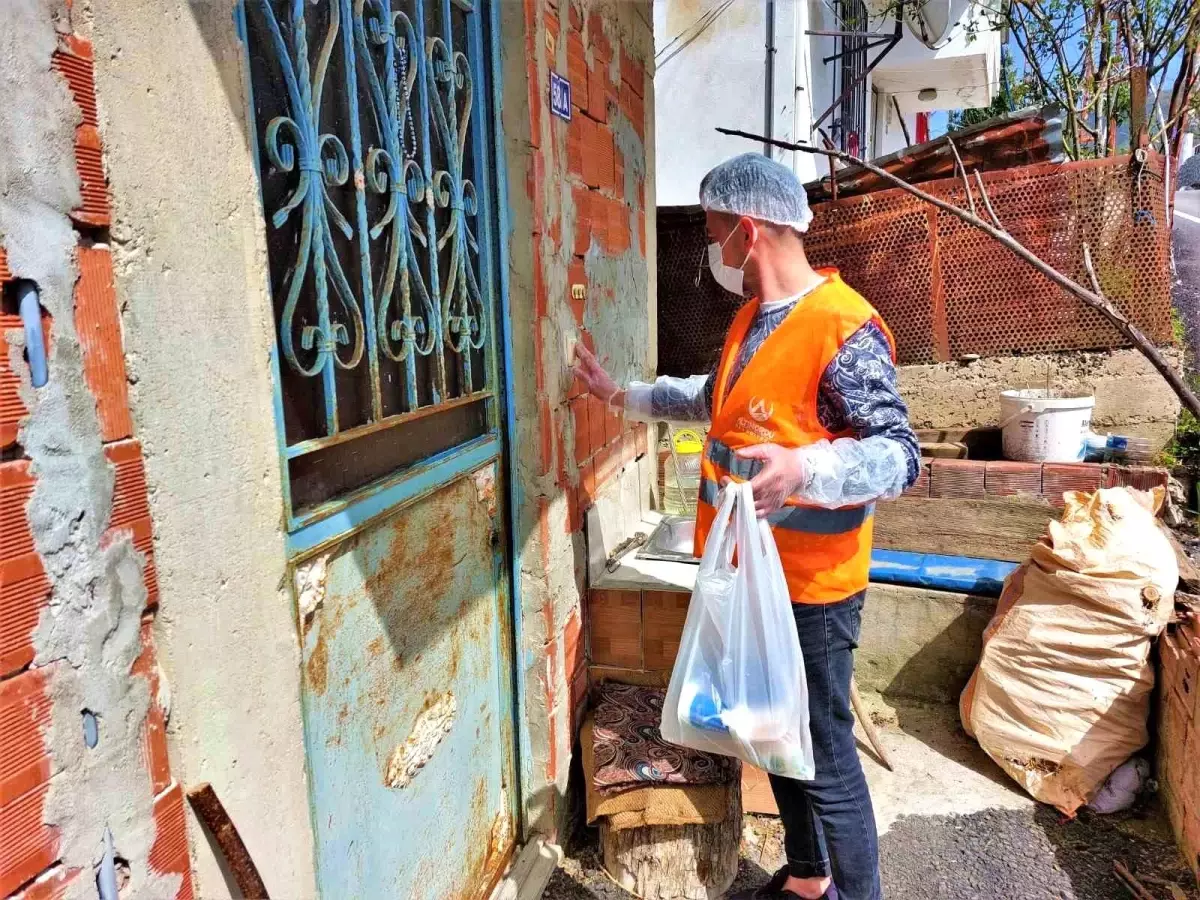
left=905, top=0, right=953, bottom=49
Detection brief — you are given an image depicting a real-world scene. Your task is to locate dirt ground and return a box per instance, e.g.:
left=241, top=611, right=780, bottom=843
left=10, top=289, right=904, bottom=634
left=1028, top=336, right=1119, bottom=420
left=546, top=804, right=1197, bottom=900
left=547, top=698, right=1198, bottom=900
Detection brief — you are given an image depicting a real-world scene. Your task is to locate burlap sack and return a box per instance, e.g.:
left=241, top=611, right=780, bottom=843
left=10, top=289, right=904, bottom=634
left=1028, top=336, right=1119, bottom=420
left=960, top=487, right=1177, bottom=815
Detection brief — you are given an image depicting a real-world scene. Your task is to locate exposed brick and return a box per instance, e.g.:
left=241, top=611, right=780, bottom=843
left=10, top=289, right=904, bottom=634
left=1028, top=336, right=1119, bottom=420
left=984, top=460, right=1042, bottom=497
left=929, top=458, right=985, bottom=499
left=568, top=0, right=583, bottom=31
left=1042, top=463, right=1102, bottom=504
left=0, top=668, right=57, bottom=899
left=11, top=867, right=81, bottom=900
left=567, top=485, right=584, bottom=534
left=71, top=124, right=109, bottom=228
left=619, top=81, right=645, bottom=140
left=148, top=783, right=195, bottom=900
left=566, top=31, right=588, bottom=111
left=643, top=591, right=689, bottom=670
left=570, top=396, right=590, bottom=464
left=0, top=247, right=11, bottom=282
left=638, top=209, right=646, bottom=252
left=620, top=47, right=644, bottom=97
left=103, top=440, right=159, bottom=608
left=904, top=460, right=931, bottom=497
left=51, top=36, right=97, bottom=128
left=586, top=65, right=608, bottom=123
left=588, top=589, right=642, bottom=668
left=1102, top=465, right=1169, bottom=493
left=589, top=191, right=610, bottom=251
left=580, top=458, right=596, bottom=505
left=594, top=441, right=620, bottom=488
left=607, top=198, right=631, bottom=255
left=564, top=607, right=584, bottom=678
left=634, top=422, right=649, bottom=458
left=76, top=246, right=133, bottom=442
left=2, top=313, right=29, bottom=449
left=604, top=404, right=623, bottom=445
left=587, top=395, right=607, bottom=455
left=1, top=461, right=48, bottom=677
left=581, top=117, right=614, bottom=190
left=566, top=114, right=584, bottom=182
left=572, top=185, right=591, bottom=254
left=587, top=14, right=612, bottom=63
left=132, top=616, right=171, bottom=796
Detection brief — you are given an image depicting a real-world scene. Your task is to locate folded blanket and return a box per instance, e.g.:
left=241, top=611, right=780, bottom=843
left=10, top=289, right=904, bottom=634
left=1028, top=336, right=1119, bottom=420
left=592, top=682, right=737, bottom=796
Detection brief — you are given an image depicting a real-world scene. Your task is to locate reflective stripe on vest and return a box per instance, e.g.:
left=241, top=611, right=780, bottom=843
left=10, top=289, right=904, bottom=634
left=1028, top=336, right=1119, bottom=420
left=697, top=477, right=873, bottom=534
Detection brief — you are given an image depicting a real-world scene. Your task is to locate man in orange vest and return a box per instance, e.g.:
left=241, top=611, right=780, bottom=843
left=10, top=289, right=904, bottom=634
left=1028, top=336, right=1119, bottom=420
left=574, top=153, right=919, bottom=900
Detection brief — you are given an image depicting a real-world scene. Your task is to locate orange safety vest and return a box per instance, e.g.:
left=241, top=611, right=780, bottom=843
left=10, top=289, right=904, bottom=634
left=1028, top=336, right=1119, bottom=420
left=693, top=269, right=896, bottom=605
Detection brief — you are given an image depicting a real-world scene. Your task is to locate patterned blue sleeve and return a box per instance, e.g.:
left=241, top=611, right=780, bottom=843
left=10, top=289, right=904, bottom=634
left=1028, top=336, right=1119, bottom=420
left=818, top=322, right=921, bottom=488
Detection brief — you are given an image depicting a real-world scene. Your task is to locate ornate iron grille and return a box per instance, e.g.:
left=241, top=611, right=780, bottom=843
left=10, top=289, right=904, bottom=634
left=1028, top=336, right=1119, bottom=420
left=242, top=0, right=495, bottom=451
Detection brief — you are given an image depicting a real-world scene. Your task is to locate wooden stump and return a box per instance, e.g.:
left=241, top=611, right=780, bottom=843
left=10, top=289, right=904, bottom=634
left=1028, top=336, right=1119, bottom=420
left=599, top=780, right=741, bottom=900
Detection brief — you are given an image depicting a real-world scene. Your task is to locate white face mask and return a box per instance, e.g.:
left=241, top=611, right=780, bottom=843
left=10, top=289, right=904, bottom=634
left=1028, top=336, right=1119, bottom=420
left=707, top=231, right=749, bottom=296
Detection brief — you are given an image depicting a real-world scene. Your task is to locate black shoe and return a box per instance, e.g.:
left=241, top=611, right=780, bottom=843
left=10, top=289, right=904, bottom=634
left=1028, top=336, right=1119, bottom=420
left=730, top=866, right=839, bottom=900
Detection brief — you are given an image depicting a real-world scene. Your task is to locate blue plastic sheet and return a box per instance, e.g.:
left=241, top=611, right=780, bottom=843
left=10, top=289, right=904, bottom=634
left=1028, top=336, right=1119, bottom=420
left=869, top=550, right=1017, bottom=597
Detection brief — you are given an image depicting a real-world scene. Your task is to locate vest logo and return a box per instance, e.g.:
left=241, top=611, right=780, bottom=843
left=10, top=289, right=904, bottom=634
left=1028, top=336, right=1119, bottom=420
left=749, top=397, right=774, bottom=423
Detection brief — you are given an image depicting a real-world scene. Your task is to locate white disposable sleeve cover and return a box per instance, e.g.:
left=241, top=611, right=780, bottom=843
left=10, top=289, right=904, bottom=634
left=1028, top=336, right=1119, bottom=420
left=797, top=436, right=910, bottom=508
left=623, top=375, right=712, bottom=423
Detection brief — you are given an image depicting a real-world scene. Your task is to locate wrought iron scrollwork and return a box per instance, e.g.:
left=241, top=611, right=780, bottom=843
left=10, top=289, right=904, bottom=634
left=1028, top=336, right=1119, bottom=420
left=247, top=0, right=491, bottom=434
left=255, top=0, right=365, bottom=377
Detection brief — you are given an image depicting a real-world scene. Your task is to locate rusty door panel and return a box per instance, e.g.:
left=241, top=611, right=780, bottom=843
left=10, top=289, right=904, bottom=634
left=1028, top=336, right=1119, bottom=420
left=299, top=465, right=515, bottom=898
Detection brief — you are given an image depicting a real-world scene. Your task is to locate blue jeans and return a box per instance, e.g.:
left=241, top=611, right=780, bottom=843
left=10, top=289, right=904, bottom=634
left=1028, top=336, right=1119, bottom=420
left=767, top=592, right=881, bottom=900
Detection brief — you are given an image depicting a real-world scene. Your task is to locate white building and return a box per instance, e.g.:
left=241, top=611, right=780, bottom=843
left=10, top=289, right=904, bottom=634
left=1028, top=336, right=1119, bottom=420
left=653, top=0, right=1003, bottom=204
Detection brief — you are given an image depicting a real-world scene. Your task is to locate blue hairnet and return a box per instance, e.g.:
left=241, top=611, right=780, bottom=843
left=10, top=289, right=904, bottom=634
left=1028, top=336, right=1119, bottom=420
left=698, top=152, right=814, bottom=233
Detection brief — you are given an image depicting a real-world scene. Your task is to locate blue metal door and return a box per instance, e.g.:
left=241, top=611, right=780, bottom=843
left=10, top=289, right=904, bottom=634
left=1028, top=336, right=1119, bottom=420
left=236, top=2, right=519, bottom=896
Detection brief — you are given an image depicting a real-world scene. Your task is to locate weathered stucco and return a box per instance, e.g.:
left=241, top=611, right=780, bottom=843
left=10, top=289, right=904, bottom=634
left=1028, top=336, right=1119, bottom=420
left=0, top=1, right=179, bottom=896
left=898, top=348, right=1184, bottom=447
left=81, top=2, right=317, bottom=896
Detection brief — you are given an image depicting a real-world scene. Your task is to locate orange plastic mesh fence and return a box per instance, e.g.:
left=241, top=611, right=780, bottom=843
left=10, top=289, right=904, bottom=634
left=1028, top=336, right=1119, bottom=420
left=804, top=153, right=1173, bottom=364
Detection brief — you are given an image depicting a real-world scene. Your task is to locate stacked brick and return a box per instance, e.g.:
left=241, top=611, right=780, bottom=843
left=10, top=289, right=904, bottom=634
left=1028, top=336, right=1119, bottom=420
left=904, top=458, right=1170, bottom=503
left=0, top=17, right=193, bottom=900
left=1158, top=603, right=1200, bottom=881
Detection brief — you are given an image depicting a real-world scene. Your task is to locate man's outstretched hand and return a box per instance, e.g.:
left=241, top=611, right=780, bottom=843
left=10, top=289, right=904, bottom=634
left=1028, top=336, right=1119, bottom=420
left=720, top=444, right=808, bottom=517
left=572, top=344, right=620, bottom=403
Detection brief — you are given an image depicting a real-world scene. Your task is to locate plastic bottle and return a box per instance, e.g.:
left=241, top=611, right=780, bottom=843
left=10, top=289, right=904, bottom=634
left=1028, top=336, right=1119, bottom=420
left=1083, top=432, right=1154, bottom=464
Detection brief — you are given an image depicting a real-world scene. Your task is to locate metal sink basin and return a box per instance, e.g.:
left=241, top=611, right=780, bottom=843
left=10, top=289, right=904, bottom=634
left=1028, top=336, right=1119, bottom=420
left=636, top=515, right=699, bottom=564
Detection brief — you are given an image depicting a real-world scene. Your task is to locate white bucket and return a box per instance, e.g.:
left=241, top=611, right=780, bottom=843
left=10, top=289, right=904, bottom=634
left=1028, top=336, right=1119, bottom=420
left=999, top=389, right=1096, bottom=463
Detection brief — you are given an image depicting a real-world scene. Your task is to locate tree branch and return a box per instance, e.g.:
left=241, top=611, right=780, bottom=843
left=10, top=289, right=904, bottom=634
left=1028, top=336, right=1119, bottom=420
left=713, top=126, right=1200, bottom=419
left=946, top=136, right=977, bottom=217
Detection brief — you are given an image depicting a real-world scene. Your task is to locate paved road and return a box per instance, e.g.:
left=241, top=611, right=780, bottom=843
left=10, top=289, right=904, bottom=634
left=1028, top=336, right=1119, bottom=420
left=1174, top=188, right=1200, bottom=368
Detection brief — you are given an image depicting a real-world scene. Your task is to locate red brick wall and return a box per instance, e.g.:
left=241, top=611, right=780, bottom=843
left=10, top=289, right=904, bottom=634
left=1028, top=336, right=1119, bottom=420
left=517, top=0, right=654, bottom=791
left=1159, top=613, right=1200, bottom=881
left=0, top=15, right=192, bottom=900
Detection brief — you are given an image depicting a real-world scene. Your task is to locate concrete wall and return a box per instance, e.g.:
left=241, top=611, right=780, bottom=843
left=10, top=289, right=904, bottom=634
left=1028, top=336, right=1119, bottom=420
left=857, top=583, right=996, bottom=705
left=81, top=2, right=318, bottom=897
left=897, top=348, right=1184, bottom=447
left=499, top=0, right=657, bottom=839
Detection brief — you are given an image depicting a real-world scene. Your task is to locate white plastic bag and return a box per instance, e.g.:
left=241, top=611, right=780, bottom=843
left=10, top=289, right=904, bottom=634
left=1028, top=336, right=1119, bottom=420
left=660, top=482, right=815, bottom=780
